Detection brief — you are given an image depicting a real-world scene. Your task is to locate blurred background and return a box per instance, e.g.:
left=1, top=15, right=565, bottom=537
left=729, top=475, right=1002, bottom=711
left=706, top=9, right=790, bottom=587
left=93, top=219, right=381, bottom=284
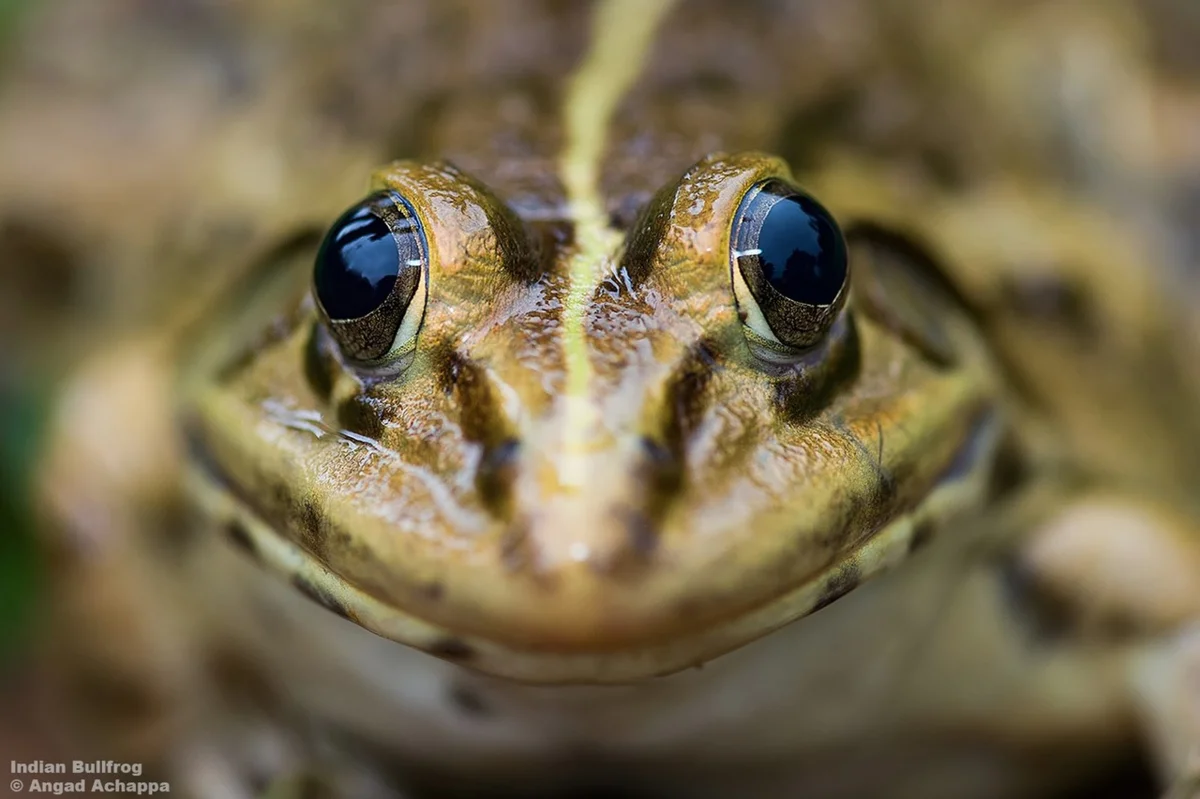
left=0, top=0, right=1198, bottom=795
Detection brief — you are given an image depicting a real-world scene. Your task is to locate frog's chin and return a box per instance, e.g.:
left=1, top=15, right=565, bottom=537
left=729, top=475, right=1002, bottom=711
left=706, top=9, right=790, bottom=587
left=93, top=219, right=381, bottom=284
left=186, top=410, right=1000, bottom=685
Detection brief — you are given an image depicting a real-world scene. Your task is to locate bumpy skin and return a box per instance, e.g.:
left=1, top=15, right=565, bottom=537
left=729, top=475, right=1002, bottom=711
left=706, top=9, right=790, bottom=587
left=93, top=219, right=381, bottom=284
left=24, top=1, right=1200, bottom=798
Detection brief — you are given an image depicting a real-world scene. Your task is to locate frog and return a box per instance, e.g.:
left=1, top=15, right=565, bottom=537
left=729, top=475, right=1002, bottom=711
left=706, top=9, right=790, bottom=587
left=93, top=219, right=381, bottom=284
left=29, top=0, right=1200, bottom=798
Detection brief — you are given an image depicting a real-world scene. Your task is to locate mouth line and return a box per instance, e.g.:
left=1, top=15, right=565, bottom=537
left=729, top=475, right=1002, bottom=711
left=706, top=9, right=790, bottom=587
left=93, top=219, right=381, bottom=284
left=182, top=404, right=1000, bottom=684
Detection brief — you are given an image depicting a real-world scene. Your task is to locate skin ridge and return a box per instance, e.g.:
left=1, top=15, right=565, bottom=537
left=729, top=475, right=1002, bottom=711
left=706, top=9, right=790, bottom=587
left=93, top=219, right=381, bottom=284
left=617, top=177, right=678, bottom=288
left=557, top=0, right=678, bottom=486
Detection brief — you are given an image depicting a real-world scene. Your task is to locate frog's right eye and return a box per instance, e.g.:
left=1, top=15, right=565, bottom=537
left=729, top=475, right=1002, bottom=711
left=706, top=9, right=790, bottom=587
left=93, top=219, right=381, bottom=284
left=730, top=179, right=848, bottom=353
left=313, top=191, right=428, bottom=365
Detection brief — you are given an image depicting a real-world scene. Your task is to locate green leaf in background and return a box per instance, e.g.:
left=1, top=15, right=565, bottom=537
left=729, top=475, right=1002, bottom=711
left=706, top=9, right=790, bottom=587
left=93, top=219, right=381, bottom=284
left=0, top=0, right=32, bottom=36
left=0, top=0, right=35, bottom=73
left=0, top=0, right=41, bottom=665
left=0, top=377, right=46, bottom=663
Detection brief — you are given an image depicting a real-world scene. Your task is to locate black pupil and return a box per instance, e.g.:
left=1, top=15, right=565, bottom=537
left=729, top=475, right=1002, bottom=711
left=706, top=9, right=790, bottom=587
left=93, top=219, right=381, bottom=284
left=314, top=196, right=402, bottom=320
left=755, top=192, right=846, bottom=306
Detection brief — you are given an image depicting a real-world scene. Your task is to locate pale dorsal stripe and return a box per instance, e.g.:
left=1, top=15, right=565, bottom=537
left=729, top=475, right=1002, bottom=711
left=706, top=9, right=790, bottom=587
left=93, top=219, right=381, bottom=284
left=557, top=0, right=677, bottom=486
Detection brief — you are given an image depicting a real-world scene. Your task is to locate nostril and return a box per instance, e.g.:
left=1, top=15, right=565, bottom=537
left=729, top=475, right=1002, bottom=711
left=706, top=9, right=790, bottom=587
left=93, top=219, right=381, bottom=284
left=638, top=435, right=683, bottom=498
left=614, top=506, right=659, bottom=560
left=476, top=437, right=521, bottom=518
left=594, top=504, right=665, bottom=579
left=639, top=435, right=673, bottom=466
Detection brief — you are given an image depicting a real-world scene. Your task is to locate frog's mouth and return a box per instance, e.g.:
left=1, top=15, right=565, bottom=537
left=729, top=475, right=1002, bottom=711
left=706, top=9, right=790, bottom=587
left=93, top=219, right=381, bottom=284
left=185, top=408, right=1001, bottom=685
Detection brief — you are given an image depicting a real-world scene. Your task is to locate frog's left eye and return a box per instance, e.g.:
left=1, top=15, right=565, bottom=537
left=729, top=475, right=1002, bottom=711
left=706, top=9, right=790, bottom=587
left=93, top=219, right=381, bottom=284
left=313, top=191, right=428, bottom=365
left=730, top=180, right=848, bottom=350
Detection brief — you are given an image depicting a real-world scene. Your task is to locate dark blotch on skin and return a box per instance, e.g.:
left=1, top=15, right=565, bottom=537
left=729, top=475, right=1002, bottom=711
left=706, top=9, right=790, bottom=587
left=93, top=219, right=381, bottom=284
left=812, top=563, right=861, bottom=614
left=662, top=339, right=720, bottom=458
left=304, top=324, right=335, bottom=400
left=439, top=346, right=464, bottom=396
left=987, top=434, right=1030, bottom=502
left=271, top=481, right=291, bottom=509
left=448, top=683, right=491, bottom=718
left=605, top=506, right=660, bottom=573
left=476, top=437, right=521, bottom=519
left=182, top=417, right=224, bottom=484
left=774, top=317, right=862, bottom=423
left=151, top=500, right=201, bottom=560
left=639, top=435, right=675, bottom=469
left=297, top=501, right=327, bottom=559
left=594, top=437, right=682, bottom=573
left=291, top=574, right=351, bottom=620
left=439, top=347, right=513, bottom=450
left=225, top=519, right=260, bottom=562
left=637, top=435, right=682, bottom=509
left=589, top=436, right=684, bottom=580
left=428, top=638, right=476, bottom=661
left=909, top=520, right=936, bottom=554
left=422, top=582, right=445, bottom=601
left=336, top=392, right=385, bottom=439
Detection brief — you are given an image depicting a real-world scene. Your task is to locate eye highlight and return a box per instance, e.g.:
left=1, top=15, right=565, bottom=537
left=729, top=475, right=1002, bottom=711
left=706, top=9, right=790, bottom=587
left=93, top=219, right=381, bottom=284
left=731, top=179, right=848, bottom=350
left=313, top=191, right=428, bottom=365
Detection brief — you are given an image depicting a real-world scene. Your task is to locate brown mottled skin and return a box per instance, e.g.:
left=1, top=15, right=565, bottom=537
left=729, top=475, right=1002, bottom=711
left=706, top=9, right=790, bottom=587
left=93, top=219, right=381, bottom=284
left=24, top=2, right=1200, bottom=798
left=191, top=145, right=994, bottom=657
